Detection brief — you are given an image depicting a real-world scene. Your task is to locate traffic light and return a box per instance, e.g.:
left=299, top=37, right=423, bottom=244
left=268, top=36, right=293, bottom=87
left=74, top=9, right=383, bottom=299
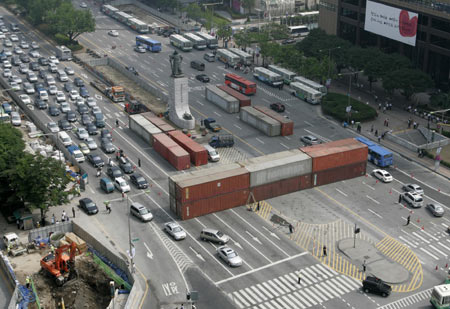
left=187, top=292, right=191, bottom=301
left=355, top=227, right=360, bottom=234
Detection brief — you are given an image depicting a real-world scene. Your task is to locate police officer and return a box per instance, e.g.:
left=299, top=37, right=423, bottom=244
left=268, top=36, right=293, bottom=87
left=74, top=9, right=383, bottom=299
left=50, top=244, right=55, bottom=255
left=26, top=276, right=30, bottom=289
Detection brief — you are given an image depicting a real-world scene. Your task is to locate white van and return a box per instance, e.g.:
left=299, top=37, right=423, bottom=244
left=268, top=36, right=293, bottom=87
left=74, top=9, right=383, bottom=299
left=58, top=131, right=72, bottom=147
left=204, top=144, right=220, bottom=162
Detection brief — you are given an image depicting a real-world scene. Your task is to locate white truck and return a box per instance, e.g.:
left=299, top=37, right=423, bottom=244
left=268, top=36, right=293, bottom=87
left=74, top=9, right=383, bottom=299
left=3, top=232, right=27, bottom=256
left=56, top=45, right=72, bottom=61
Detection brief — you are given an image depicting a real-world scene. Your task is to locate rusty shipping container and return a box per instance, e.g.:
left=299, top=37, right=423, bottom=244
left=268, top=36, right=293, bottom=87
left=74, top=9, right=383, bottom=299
left=300, top=138, right=368, bottom=172
left=168, top=130, right=208, bottom=166
left=240, top=106, right=281, bottom=136
left=217, top=85, right=251, bottom=107
left=153, top=133, right=190, bottom=170
left=253, top=105, right=294, bottom=136
left=141, top=112, right=176, bottom=133
left=250, top=174, right=312, bottom=201
left=311, top=161, right=366, bottom=187
left=239, top=149, right=312, bottom=187
left=169, top=163, right=249, bottom=203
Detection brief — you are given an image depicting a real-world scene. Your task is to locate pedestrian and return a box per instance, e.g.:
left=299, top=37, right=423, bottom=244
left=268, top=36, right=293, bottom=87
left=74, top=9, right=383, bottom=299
left=408, top=119, right=411, bottom=128
left=363, top=260, right=366, bottom=272
left=297, top=272, right=302, bottom=284
left=61, top=213, right=65, bottom=222
left=413, top=121, right=417, bottom=129
left=16, top=219, right=20, bottom=229
left=108, top=157, right=112, bottom=166
left=378, top=135, right=381, bottom=143
left=116, top=119, right=119, bottom=127
left=357, top=124, right=361, bottom=133
left=375, top=129, right=378, bottom=136
left=378, top=103, right=382, bottom=110
left=62, top=210, right=66, bottom=219
left=351, top=120, right=354, bottom=128
left=256, top=202, right=260, bottom=211
left=383, top=106, right=386, bottom=113
left=375, top=95, right=378, bottom=103
left=51, top=214, right=55, bottom=225
left=26, top=276, right=30, bottom=289
left=72, top=207, right=75, bottom=218
left=406, top=215, right=411, bottom=226
left=7, top=244, right=11, bottom=256
left=180, top=304, right=185, bottom=309
left=138, top=158, right=141, bottom=167
left=370, top=124, right=374, bottom=133
left=106, top=204, right=112, bottom=214
left=398, top=194, right=402, bottom=203
left=289, top=224, right=294, bottom=234
left=50, top=244, right=55, bottom=254
left=386, top=118, right=389, bottom=127
left=323, top=245, right=327, bottom=256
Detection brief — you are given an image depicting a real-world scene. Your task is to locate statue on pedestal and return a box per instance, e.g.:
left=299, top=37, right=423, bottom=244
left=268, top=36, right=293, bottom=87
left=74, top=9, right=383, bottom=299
left=169, top=50, right=184, bottom=78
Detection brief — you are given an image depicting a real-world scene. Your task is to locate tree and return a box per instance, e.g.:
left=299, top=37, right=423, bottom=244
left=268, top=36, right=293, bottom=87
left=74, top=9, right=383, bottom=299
left=233, top=31, right=253, bottom=49
left=217, top=22, right=232, bottom=47
left=430, top=92, right=450, bottom=109
left=241, top=0, right=255, bottom=14
left=383, top=68, right=434, bottom=100
left=185, top=3, right=202, bottom=22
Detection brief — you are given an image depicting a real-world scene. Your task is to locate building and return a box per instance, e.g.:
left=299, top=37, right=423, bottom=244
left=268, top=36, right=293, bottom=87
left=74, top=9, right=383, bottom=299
left=231, top=0, right=301, bottom=16
left=319, top=0, right=450, bottom=89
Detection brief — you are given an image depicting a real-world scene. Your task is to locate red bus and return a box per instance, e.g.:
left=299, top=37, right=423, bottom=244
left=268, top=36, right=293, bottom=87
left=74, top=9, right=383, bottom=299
left=224, top=73, right=257, bottom=95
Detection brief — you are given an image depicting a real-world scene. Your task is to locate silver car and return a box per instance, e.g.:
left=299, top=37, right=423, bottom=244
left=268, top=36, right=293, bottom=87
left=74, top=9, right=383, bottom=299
left=301, top=135, right=320, bottom=146
left=164, top=222, right=186, bottom=240
left=426, top=203, right=445, bottom=217
left=217, top=246, right=243, bottom=267
left=84, top=137, right=97, bottom=150
left=130, top=203, right=153, bottom=222
left=402, top=183, right=424, bottom=195
left=200, top=228, right=230, bottom=244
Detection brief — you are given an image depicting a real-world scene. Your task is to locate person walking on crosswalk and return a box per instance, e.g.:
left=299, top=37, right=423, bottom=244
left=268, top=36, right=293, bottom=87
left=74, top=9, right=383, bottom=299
left=323, top=245, right=327, bottom=256
left=297, top=272, right=302, bottom=284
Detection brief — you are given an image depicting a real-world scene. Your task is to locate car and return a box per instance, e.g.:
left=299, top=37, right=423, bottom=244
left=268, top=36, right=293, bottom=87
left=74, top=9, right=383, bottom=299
left=64, top=83, right=74, bottom=93
left=28, top=50, right=40, bottom=58
left=74, top=77, right=84, bottom=87
left=26, top=71, right=37, bottom=82
left=34, top=82, right=45, bottom=91
left=11, top=56, right=21, bottom=66
left=91, top=106, right=101, bottom=115
left=2, top=68, right=11, bottom=78
left=204, top=118, right=221, bottom=132
left=217, top=246, right=242, bottom=267
left=19, top=63, right=28, bottom=74
left=108, top=30, right=119, bottom=37
left=48, top=105, right=60, bottom=116
left=19, top=54, right=30, bottom=63
left=164, top=222, right=186, bottom=240
left=66, top=111, right=77, bottom=122
left=130, top=203, right=153, bottom=222
left=60, top=102, right=71, bottom=113
left=101, top=138, right=115, bottom=153
left=372, top=169, right=393, bottom=183
left=76, top=127, right=89, bottom=140
left=57, top=70, right=68, bottom=82
left=47, top=121, right=60, bottom=133
left=13, top=46, right=22, bottom=54
left=34, top=99, right=47, bottom=109
left=86, top=123, right=98, bottom=135
left=84, top=137, right=97, bottom=150
left=2, top=49, right=11, bottom=57
left=101, top=129, right=112, bottom=140
left=134, top=45, right=146, bottom=53
left=58, top=119, right=72, bottom=131
left=10, top=24, right=20, bottom=32
left=87, top=153, right=104, bottom=168
left=38, top=68, right=48, bottom=79
left=46, top=76, right=56, bottom=87
left=19, top=94, right=31, bottom=104
left=2, top=102, right=12, bottom=113
left=77, top=103, right=88, bottom=115
left=362, top=276, right=391, bottom=297
left=85, top=97, right=97, bottom=108
left=0, top=33, right=4, bottom=39
left=79, top=86, right=89, bottom=98
left=402, top=183, right=424, bottom=195
left=118, top=156, right=134, bottom=174
left=107, top=166, right=123, bottom=180
left=48, top=63, right=58, bottom=73
left=75, top=96, right=85, bottom=105
left=19, top=41, right=29, bottom=49
left=38, top=57, right=49, bottom=66
left=78, top=142, right=90, bottom=155
left=114, top=177, right=130, bottom=193
left=9, top=81, right=20, bottom=91
left=48, top=56, right=59, bottom=65
left=426, top=203, right=445, bottom=217
left=81, top=114, right=92, bottom=126
left=64, top=66, right=75, bottom=75
left=130, top=173, right=148, bottom=189
left=2, top=60, right=11, bottom=68
left=401, top=192, right=423, bottom=208
left=9, top=34, right=18, bottom=42
left=3, top=39, right=12, bottom=47
left=281, top=38, right=296, bottom=45
left=23, top=82, right=34, bottom=94
left=200, top=229, right=230, bottom=244
left=55, top=91, right=66, bottom=103
left=196, top=74, right=210, bottom=83
left=9, top=75, right=22, bottom=84
left=0, top=26, right=8, bottom=34
left=301, top=135, right=321, bottom=145
left=10, top=111, right=21, bottom=126
left=69, top=89, right=79, bottom=100
left=79, top=198, right=98, bottom=215
left=31, top=41, right=39, bottom=49
left=80, top=2, right=88, bottom=8
left=270, top=102, right=285, bottom=112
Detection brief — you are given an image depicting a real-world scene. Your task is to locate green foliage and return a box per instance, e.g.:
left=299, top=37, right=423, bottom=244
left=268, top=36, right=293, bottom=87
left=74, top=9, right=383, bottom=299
left=67, top=43, right=83, bottom=51
left=217, top=22, right=232, bottom=46
left=0, top=124, right=24, bottom=175
left=430, top=92, right=450, bottom=109
left=321, top=93, right=378, bottom=122
left=383, top=68, right=434, bottom=100
left=54, top=33, right=70, bottom=45
left=241, top=0, right=255, bottom=14
left=185, top=3, right=202, bottom=22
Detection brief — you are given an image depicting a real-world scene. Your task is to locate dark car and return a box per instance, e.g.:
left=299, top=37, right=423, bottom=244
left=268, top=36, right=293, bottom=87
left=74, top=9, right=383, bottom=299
left=66, top=111, right=77, bottom=122
left=48, top=105, right=60, bottom=116
left=11, top=56, right=21, bottom=66
left=196, top=74, right=210, bottom=83
left=281, top=39, right=295, bottom=45
left=58, top=119, right=72, bottom=131
left=270, top=102, right=285, bottom=112
left=29, top=61, right=40, bottom=71
left=101, top=137, right=115, bottom=153
left=74, top=77, right=84, bottom=87
left=34, top=82, right=45, bottom=92
left=20, top=54, right=30, bottom=63
left=106, top=166, right=123, bottom=180
left=87, top=153, right=104, bottom=168
left=86, top=123, right=98, bottom=135
left=38, top=57, right=49, bottom=66
left=81, top=114, right=92, bottom=126
left=79, top=198, right=98, bottom=215
left=94, top=113, right=105, bottom=128
left=79, top=86, right=89, bottom=98
left=34, top=99, right=47, bottom=110
left=118, top=156, right=134, bottom=174
left=64, top=83, right=74, bottom=93
left=362, top=276, right=391, bottom=297
left=130, top=173, right=148, bottom=189
left=101, top=129, right=112, bottom=140
left=77, top=103, right=89, bottom=114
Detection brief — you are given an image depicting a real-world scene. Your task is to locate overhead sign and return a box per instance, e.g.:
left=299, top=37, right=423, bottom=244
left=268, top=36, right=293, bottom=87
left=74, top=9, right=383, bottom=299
left=364, top=0, right=418, bottom=46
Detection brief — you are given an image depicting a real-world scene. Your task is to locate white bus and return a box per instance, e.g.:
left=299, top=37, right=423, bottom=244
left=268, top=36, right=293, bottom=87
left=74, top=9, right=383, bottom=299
left=216, top=49, right=240, bottom=66
left=288, top=25, right=309, bottom=37
left=294, top=76, right=327, bottom=96
left=129, top=18, right=149, bottom=33
left=228, top=48, right=252, bottom=66
left=430, top=284, right=450, bottom=309
left=169, top=34, right=193, bottom=52
left=290, top=81, right=322, bottom=104
left=253, top=67, right=283, bottom=87
left=195, top=32, right=218, bottom=49
left=268, top=65, right=297, bottom=85
left=115, top=12, right=133, bottom=25
left=101, top=5, right=118, bottom=17
left=183, top=33, right=207, bottom=50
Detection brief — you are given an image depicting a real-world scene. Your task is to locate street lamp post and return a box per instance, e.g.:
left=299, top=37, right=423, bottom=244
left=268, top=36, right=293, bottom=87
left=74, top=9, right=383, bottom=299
left=319, top=47, right=340, bottom=86
left=338, top=70, right=364, bottom=125
left=127, top=195, right=134, bottom=274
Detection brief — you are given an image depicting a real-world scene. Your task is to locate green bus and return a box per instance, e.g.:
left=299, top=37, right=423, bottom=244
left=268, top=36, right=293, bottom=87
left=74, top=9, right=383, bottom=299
left=430, top=284, right=450, bottom=309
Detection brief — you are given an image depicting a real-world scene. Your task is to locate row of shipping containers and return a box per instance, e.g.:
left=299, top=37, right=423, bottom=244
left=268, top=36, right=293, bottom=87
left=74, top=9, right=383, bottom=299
left=169, top=138, right=368, bottom=220
left=205, top=85, right=240, bottom=113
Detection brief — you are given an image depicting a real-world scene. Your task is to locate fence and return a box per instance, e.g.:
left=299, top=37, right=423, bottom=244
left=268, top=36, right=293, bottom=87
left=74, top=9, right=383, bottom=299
left=27, top=221, right=72, bottom=243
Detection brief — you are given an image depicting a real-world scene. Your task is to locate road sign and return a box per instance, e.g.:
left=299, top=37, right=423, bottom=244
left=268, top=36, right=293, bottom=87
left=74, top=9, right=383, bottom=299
left=132, top=238, right=139, bottom=242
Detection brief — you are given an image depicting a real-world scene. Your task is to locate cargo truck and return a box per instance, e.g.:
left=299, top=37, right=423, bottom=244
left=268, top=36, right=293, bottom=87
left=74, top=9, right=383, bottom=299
left=55, top=45, right=72, bottom=61
left=90, top=80, right=125, bottom=102
left=204, top=118, right=221, bottom=132
left=209, top=134, right=234, bottom=148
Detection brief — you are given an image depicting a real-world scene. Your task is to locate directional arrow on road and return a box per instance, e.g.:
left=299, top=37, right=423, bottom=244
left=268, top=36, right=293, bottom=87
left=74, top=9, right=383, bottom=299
left=262, top=226, right=280, bottom=240
left=143, top=242, right=153, bottom=260
left=232, top=239, right=243, bottom=250
left=189, top=246, right=205, bottom=262
left=246, top=231, right=262, bottom=245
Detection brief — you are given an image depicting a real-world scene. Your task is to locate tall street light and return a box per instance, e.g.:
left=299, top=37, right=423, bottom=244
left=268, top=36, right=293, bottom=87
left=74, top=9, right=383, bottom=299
left=338, top=70, right=364, bottom=124
left=319, top=47, right=340, bottom=86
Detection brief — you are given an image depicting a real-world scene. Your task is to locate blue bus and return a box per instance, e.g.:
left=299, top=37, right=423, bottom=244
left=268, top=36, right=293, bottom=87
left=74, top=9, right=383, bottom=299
left=356, top=137, right=393, bottom=167
left=135, top=36, right=161, bottom=52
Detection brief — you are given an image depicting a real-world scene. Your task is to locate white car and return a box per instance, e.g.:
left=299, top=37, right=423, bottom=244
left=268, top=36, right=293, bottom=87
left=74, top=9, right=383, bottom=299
left=401, top=192, right=423, bottom=208
left=80, top=2, right=87, bottom=8
left=86, top=97, right=97, bottom=108
left=56, top=91, right=66, bottom=102
left=134, top=45, right=146, bottom=53
left=114, top=177, right=130, bottom=193
left=164, top=222, right=186, bottom=240
left=48, top=56, right=59, bottom=64
left=60, top=102, right=71, bottom=113
left=3, top=49, right=12, bottom=57
left=48, top=63, right=58, bottom=73
left=69, top=89, right=79, bottom=100
left=402, top=183, right=424, bottom=195
left=10, top=81, right=20, bottom=91
left=84, top=137, right=98, bottom=150
left=372, top=169, right=393, bottom=183
left=91, top=106, right=101, bottom=115
left=47, top=121, right=60, bottom=133
left=3, top=60, right=11, bottom=68
left=217, top=246, right=243, bottom=267
left=64, top=66, right=75, bottom=75
left=10, top=111, right=21, bottom=126
left=2, top=68, right=11, bottom=77
left=19, top=94, right=31, bottom=104
left=76, top=127, right=89, bottom=140
left=45, top=75, right=56, bottom=86
left=3, top=39, right=12, bottom=47
left=29, top=50, right=40, bottom=58
left=0, top=33, right=5, bottom=39
left=75, top=96, right=85, bottom=105
left=48, top=85, right=58, bottom=95
left=9, top=75, right=22, bottom=84
left=13, top=46, right=22, bottom=54
left=27, top=72, right=37, bottom=82
left=19, top=64, right=28, bottom=74
left=108, top=30, right=119, bottom=37
left=19, top=41, right=29, bottom=49
left=9, top=34, right=18, bottom=42
left=31, top=41, right=39, bottom=49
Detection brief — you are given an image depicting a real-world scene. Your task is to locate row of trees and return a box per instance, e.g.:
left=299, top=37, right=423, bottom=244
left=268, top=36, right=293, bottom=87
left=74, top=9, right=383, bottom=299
left=0, top=125, right=71, bottom=221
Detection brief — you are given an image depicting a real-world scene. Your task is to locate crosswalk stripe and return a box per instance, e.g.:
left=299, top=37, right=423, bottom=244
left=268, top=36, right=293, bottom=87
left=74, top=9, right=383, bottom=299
left=339, top=274, right=361, bottom=289
left=333, top=276, right=355, bottom=291
left=250, top=285, right=268, bottom=301
left=262, top=282, right=279, bottom=297
left=241, top=287, right=259, bottom=304
left=295, top=290, right=316, bottom=306
left=281, top=274, right=297, bottom=291
left=311, top=264, right=331, bottom=278
left=236, top=290, right=254, bottom=306
left=280, top=294, right=302, bottom=309
left=287, top=273, right=299, bottom=285
left=329, top=277, right=352, bottom=293
left=273, top=296, right=291, bottom=309
left=297, top=270, right=313, bottom=285
left=270, top=279, right=289, bottom=295
left=318, top=281, right=341, bottom=298
left=267, top=280, right=285, bottom=296
left=429, top=244, right=448, bottom=257
left=303, top=267, right=319, bottom=283
left=274, top=277, right=294, bottom=293
left=231, top=291, right=247, bottom=308
left=437, top=241, right=450, bottom=252
left=318, top=263, right=338, bottom=276
left=269, top=299, right=283, bottom=309
left=289, top=291, right=310, bottom=307
left=256, top=283, right=274, bottom=299
left=305, top=286, right=327, bottom=303
left=260, top=302, right=274, bottom=309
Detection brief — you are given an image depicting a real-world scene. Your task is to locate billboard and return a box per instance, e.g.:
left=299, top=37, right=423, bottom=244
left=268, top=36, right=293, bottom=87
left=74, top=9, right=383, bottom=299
left=364, top=0, right=418, bottom=46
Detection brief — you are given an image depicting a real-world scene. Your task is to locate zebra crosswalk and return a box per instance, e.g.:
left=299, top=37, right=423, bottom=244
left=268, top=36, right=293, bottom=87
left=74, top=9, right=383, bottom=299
left=228, top=263, right=361, bottom=309
left=377, top=288, right=432, bottom=309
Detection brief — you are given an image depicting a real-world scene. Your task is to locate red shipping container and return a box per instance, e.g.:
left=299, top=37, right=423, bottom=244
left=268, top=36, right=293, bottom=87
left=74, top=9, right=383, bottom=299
left=218, top=85, right=251, bottom=107
left=153, top=133, right=190, bottom=170
left=250, top=174, right=312, bottom=201
left=168, top=130, right=208, bottom=166
left=141, top=112, right=176, bottom=132
left=300, top=138, right=368, bottom=172
left=311, top=161, right=366, bottom=187
left=253, top=105, right=294, bottom=136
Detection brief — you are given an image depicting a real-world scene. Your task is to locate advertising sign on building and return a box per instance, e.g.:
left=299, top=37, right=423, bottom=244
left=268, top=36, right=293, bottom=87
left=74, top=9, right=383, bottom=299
left=364, top=0, right=418, bottom=46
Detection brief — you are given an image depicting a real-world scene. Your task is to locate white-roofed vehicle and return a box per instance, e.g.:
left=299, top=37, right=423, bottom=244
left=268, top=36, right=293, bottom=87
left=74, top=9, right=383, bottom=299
left=372, top=169, right=393, bottom=183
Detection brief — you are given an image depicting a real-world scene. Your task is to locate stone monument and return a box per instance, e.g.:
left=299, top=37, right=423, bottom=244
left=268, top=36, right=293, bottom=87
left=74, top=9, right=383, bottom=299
left=168, top=50, right=195, bottom=130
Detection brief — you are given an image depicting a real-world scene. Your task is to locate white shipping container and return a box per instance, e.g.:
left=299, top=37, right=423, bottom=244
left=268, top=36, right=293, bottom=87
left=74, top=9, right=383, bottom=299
left=240, top=106, right=281, bottom=136
left=129, top=114, right=162, bottom=146
left=205, top=85, right=240, bottom=113
left=239, top=149, right=312, bottom=187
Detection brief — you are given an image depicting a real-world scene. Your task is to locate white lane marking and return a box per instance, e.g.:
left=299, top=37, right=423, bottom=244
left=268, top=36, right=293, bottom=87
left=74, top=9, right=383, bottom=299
left=213, top=111, right=222, bottom=117
left=411, top=232, right=430, bottom=244
left=304, top=121, right=313, bottom=126
left=399, top=236, right=417, bottom=248
left=255, top=138, right=265, bottom=144
left=336, top=188, right=348, bottom=197
left=428, top=244, right=448, bottom=257
left=366, top=195, right=380, bottom=204
left=304, top=129, right=331, bottom=143
left=368, top=208, right=383, bottom=218
left=234, top=124, right=242, bottom=130
left=362, top=181, right=376, bottom=190
left=280, top=143, right=289, bottom=149
left=284, top=136, right=291, bottom=140
left=143, top=242, right=153, bottom=259
left=420, top=247, right=439, bottom=260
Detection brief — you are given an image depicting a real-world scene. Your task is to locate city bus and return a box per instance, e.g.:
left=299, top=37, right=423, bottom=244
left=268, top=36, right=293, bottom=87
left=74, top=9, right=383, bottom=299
left=225, top=73, right=257, bottom=95
left=290, top=82, right=322, bottom=104
left=101, top=5, right=118, bottom=17
left=268, top=65, right=297, bottom=85
left=288, top=25, right=309, bottom=37
left=430, top=284, right=450, bottom=309
left=355, top=137, right=394, bottom=167
left=129, top=18, right=149, bottom=33
left=115, top=12, right=133, bottom=25
left=216, top=49, right=240, bottom=66
left=253, top=67, right=284, bottom=87
left=294, top=75, right=327, bottom=96
left=136, top=36, right=162, bottom=52
left=169, top=34, right=193, bottom=52
left=183, top=33, right=207, bottom=50
left=228, top=48, right=252, bottom=66
left=195, top=32, right=218, bottom=49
